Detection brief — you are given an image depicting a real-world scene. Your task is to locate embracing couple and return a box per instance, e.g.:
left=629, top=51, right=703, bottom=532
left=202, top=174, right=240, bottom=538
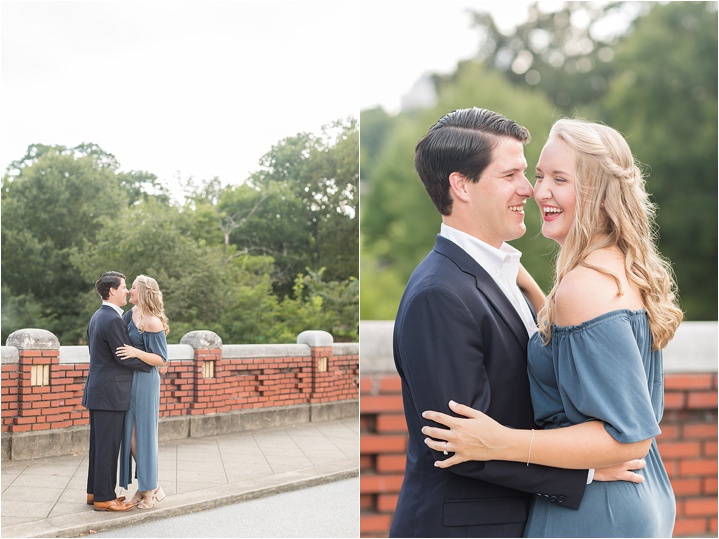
left=82, top=271, right=169, bottom=511
left=391, top=109, right=682, bottom=537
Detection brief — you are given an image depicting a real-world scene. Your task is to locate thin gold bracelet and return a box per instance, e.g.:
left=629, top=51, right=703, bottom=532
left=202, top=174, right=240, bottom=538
left=527, top=428, right=535, bottom=466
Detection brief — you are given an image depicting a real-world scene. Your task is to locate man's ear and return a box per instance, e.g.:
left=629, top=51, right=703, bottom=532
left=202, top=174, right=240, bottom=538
left=448, top=172, right=471, bottom=203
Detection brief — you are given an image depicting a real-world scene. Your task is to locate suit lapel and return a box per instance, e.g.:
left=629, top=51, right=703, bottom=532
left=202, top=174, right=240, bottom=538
left=433, top=235, right=529, bottom=349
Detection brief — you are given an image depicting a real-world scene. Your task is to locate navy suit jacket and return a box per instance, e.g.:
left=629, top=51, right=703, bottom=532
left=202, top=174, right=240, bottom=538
left=82, top=305, right=151, bottom=411
left=390, top=236, right=587, bottom=538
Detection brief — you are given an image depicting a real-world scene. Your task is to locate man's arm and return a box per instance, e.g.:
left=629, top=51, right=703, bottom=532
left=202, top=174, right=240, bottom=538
left=399, top=284, right=587, bottom=508
left=106, top=317, right=152, bottom=372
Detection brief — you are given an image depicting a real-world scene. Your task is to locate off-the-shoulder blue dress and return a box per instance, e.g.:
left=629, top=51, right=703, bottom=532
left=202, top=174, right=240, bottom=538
left=119, top=309, right=167, bottom=491
left=524, top=310, right=675, bottom=538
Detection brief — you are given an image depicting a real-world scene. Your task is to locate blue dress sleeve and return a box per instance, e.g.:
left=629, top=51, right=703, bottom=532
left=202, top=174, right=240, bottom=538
left=141, top=330, right=168, bottom=363
left=122, top=308, right=133, bottom=326
left=551, top=314, right=661, bottom=443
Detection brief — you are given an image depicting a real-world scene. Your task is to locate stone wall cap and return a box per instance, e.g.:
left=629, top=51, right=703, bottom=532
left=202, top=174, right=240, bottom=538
left=297, top=330, right=333, bottom=347
left=2, top=346, right=19, bottom=364
left=180, top=331, right=222, bottom=349
left=6, top=329, right=60, bottom=350
left=333, top=343, right=359, bottom=355
left=223, top=344, right=308, bottom=359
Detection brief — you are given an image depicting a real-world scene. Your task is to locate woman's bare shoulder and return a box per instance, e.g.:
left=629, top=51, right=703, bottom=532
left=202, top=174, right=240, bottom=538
left=554, top=251, right=641, bottom=326
left=142, top=315, right=164, bottom=333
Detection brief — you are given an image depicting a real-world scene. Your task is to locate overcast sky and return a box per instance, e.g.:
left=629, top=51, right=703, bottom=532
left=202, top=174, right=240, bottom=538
left=1, top=0, right=546, bottom=198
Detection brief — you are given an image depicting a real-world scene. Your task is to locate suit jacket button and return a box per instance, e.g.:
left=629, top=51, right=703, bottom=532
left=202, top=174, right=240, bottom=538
left=558, top=496, right=565, bottom=503
left=549, top=496, right=557, bottom=502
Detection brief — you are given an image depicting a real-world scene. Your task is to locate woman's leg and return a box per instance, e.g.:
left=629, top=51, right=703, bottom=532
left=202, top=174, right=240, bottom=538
left=129, top=423, right=144, bottom=505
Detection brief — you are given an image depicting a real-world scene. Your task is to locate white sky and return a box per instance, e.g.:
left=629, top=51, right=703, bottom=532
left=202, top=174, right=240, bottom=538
left=360, top=0, right=548, bottom=113
left=1, top=0, right=551, bottom=199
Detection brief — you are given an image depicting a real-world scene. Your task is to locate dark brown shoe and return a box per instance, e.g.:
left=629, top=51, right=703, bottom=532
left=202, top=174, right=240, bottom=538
left=93, top=498, right=134, bottom=512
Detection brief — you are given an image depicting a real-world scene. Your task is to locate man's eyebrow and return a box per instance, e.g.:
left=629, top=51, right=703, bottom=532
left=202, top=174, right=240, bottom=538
left=499, top=166, right=527, bottom=174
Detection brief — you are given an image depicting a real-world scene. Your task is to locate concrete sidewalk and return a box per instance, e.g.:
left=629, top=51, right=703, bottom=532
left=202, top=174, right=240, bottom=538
left=1, top=418, right=358, bottom=538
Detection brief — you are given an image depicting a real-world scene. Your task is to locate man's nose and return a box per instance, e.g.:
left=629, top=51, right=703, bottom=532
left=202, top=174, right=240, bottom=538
left=518, top=175, right=534, bottom=198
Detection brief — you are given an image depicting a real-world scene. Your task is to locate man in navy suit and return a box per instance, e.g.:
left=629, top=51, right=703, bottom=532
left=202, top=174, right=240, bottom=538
left=83, top=271, right=152, bottom=511
left=390, top=108, right=589, bottom=537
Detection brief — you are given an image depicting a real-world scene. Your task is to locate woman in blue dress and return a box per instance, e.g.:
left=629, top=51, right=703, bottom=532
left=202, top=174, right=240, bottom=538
left=116, top=275, right=169, bottom=509
left=422, top=119, right=683, bottom=537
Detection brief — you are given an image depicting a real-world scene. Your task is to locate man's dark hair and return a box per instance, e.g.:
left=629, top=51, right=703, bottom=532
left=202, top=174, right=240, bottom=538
left=414, top=107, right=530, bottom=215
left=95, top=271, right=126, bottom=300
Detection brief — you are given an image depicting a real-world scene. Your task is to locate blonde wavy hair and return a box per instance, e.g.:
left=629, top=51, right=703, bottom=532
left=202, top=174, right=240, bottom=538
left=133, top=275, right=170, bottom=335
left=537, top=119, right=682, bottom=350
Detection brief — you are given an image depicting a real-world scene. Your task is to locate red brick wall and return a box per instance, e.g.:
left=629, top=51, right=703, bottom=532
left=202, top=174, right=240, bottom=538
left=360, top=371, right=718, bottom=538
left=1, top=333, right=358, bottom=435
left=659, top=374, right=719, bottom=537
left=0, top=361, right=19, bottom=431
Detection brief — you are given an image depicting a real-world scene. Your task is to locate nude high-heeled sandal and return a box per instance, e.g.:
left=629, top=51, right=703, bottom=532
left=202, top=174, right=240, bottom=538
left=137, top=486, right=166, bottom=509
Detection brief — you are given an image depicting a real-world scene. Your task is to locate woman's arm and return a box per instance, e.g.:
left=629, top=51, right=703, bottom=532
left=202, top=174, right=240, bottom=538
left=117, top=315, right=167, bottom=367
left=117, top=344, right=165, bottom=366
left=517, top=263, right=545, bottom=313
left=422, top=401, right=651, bottom=470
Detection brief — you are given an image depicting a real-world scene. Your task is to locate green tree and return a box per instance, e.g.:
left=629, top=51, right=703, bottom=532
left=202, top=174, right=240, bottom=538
left=600, top=1, right=718, bottom=319
left=249, top=118, right=359, bottom=284
left=272, top=269, right=359, bottom=343
left=2, top=145, right=131, bottom=342
left=466, top=1, right=649, bottom=112
left=3, top=117, right=359, bottom=345
left=69, top=199, right=278, bottom=344
left=361, top=2, right=717, bottom=323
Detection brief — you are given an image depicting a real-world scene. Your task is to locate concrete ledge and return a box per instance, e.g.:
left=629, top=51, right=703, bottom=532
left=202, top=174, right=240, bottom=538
left=359, top=320, right=718, bottom=374
left=222, top=344, right=308, bottom=359
left=56, top=344, right=195, bottom=364
left=334, top=343, right=359, bottom=356
left=2, top=346, right=19, bottom=365
left=1, top=433, right=11, bottom=461
left=188, top=405, right=311, bottom=438
left=663, top=321, right=718, bottom=373
left=311, top=400, right=359, bottom=422
left=2, top=401, right=358, bottom=461
left=3, top=426, right=91, bottom=461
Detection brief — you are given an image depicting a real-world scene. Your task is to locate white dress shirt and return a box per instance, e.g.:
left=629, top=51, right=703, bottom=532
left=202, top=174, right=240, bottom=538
left=440, top=223, right=537, bottom=336
left=102, top=301, right=124, bottom=317
left=440, top=224, right=594, bottom=484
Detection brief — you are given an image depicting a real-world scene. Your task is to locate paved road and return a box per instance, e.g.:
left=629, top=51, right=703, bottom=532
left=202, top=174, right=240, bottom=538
left=91, top=477, right=359, bottom=538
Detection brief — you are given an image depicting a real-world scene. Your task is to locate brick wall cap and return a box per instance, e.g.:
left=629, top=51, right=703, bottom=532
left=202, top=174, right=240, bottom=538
left=361, top=320, right=718, bottom=374
left=6, top=329, right=59, bottom=350
left=180, top=331, right=222, bottom=349
left=223, top=344, right=308, bottom=359
left=2, top=346, right=19, bottom=364
left=359, top=320, right=395, bottom=373
left=59, top=345, right=89, bottom=364
left=334, top=343, right=359, bottom=355
left=168, top=344, right=195, bottom=360
left=297, top=330, right=333, bottom=347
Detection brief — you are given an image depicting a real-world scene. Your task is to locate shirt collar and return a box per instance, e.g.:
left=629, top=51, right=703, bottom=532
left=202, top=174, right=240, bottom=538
left=440, top=223, right=522, bottom=280
left=102, top=301, right=124, bottom=317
